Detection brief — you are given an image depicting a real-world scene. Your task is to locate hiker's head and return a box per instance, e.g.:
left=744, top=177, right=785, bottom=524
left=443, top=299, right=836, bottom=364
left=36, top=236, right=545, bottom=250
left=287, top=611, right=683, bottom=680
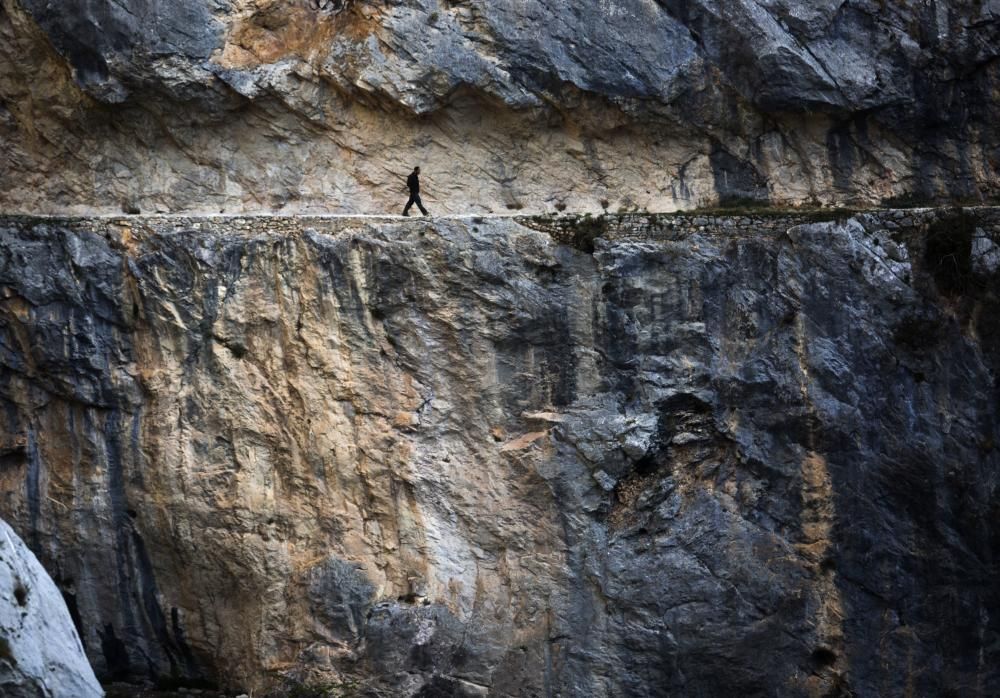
left=414, top=167, right=420, bottom=174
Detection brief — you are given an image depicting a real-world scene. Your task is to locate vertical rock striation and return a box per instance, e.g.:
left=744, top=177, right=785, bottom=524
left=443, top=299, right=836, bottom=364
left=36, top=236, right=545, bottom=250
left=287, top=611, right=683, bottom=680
left=0, top=211, right=998, bottom=695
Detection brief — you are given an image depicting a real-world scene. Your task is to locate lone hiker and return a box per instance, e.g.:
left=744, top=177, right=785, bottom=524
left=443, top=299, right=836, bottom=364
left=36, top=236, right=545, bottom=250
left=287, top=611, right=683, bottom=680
left=403, top=166, right=428, bottom=216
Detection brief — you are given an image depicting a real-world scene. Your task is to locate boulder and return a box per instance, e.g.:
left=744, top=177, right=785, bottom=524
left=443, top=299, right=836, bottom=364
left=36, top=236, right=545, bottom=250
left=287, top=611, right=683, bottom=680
left=0, top=518, right=103, bottom=698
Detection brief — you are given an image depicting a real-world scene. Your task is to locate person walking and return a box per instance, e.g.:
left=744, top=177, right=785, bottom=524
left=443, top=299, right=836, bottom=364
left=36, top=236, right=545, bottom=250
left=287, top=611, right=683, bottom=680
left=402, top=166, right=429, bottom=216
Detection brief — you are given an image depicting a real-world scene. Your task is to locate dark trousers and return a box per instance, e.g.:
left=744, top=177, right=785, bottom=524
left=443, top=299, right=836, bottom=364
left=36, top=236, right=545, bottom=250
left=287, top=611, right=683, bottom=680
left=403, top=192, right=427, bottom=215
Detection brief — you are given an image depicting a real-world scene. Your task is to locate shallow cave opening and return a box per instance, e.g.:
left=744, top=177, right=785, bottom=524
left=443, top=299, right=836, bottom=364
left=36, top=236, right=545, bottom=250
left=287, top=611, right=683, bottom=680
left=13, top=580, right=28, bottom=607
left=810, top=647, right=838, bottom=669
left=923, top=210, right=975, bottom=296
left=632, top=451, right=663, bottom=477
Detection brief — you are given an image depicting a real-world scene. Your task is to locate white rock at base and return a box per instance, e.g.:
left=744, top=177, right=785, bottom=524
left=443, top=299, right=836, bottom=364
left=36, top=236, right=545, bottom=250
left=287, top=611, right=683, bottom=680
left=0, top=518, right=103, bottom=698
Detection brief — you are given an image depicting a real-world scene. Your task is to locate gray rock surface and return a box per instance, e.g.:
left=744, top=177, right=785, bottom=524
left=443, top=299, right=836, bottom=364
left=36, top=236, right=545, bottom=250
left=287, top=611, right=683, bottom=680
left=1, top=0, right=999, bottom=213
left=0, top=210, right=998, bottom=696
left=0, top=517, right=103, bottom=698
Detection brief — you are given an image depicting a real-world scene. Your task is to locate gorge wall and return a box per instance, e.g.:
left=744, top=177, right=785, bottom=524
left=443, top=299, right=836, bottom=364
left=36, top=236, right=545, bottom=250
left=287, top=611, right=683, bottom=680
left=3, top=0, right=1000, bottom=696
left=2, top=0, right=1000, bottom=215
left=1, top=210, right=999, bottom=696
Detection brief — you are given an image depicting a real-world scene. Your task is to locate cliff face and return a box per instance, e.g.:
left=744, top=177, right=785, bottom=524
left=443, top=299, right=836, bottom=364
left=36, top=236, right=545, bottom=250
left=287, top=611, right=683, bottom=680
left=2, top=0, right=1000, bottom=214
left=1, top=211, right=999, bottom=696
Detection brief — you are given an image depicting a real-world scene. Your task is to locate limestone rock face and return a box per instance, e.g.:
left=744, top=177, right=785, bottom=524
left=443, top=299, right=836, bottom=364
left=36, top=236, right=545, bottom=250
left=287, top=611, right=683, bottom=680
left=1, top=211, right=998, bottom=696
left=1, top=0, right=999, bottom=214
left=0, top=517, right=103, bottom=698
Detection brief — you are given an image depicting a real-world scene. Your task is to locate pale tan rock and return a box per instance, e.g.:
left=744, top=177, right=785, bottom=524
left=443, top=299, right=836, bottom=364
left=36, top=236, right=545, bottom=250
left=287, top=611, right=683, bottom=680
left=499, top=431, right=549, bottom=452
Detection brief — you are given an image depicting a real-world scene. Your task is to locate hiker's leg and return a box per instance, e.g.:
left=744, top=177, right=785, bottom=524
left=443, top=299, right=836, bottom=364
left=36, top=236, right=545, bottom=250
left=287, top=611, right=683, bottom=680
left=416, top=194, right=428, bottom=215
left=403, top=194, right=415, bottom=215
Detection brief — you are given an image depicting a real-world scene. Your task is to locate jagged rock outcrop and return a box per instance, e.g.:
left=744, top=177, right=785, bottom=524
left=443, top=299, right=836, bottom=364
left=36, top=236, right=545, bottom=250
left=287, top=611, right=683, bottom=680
left=0, top=517, right=103, bottom=698
left=1, top=210, right=998, bottom=696
left=1, top=0, right=999, bottom=214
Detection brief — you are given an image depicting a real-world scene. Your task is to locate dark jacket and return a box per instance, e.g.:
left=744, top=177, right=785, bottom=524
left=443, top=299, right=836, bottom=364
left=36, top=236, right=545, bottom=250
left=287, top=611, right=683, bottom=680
left=407, top=172, right=420, bottom=193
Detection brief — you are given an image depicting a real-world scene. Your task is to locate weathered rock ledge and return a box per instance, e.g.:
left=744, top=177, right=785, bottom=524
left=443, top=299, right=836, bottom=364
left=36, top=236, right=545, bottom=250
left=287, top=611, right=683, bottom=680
left=9, top=205, right=1000, bottom=243
left=2, top=0, right=999, bottom=214
left=1, top=210, right=998, bottom=696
